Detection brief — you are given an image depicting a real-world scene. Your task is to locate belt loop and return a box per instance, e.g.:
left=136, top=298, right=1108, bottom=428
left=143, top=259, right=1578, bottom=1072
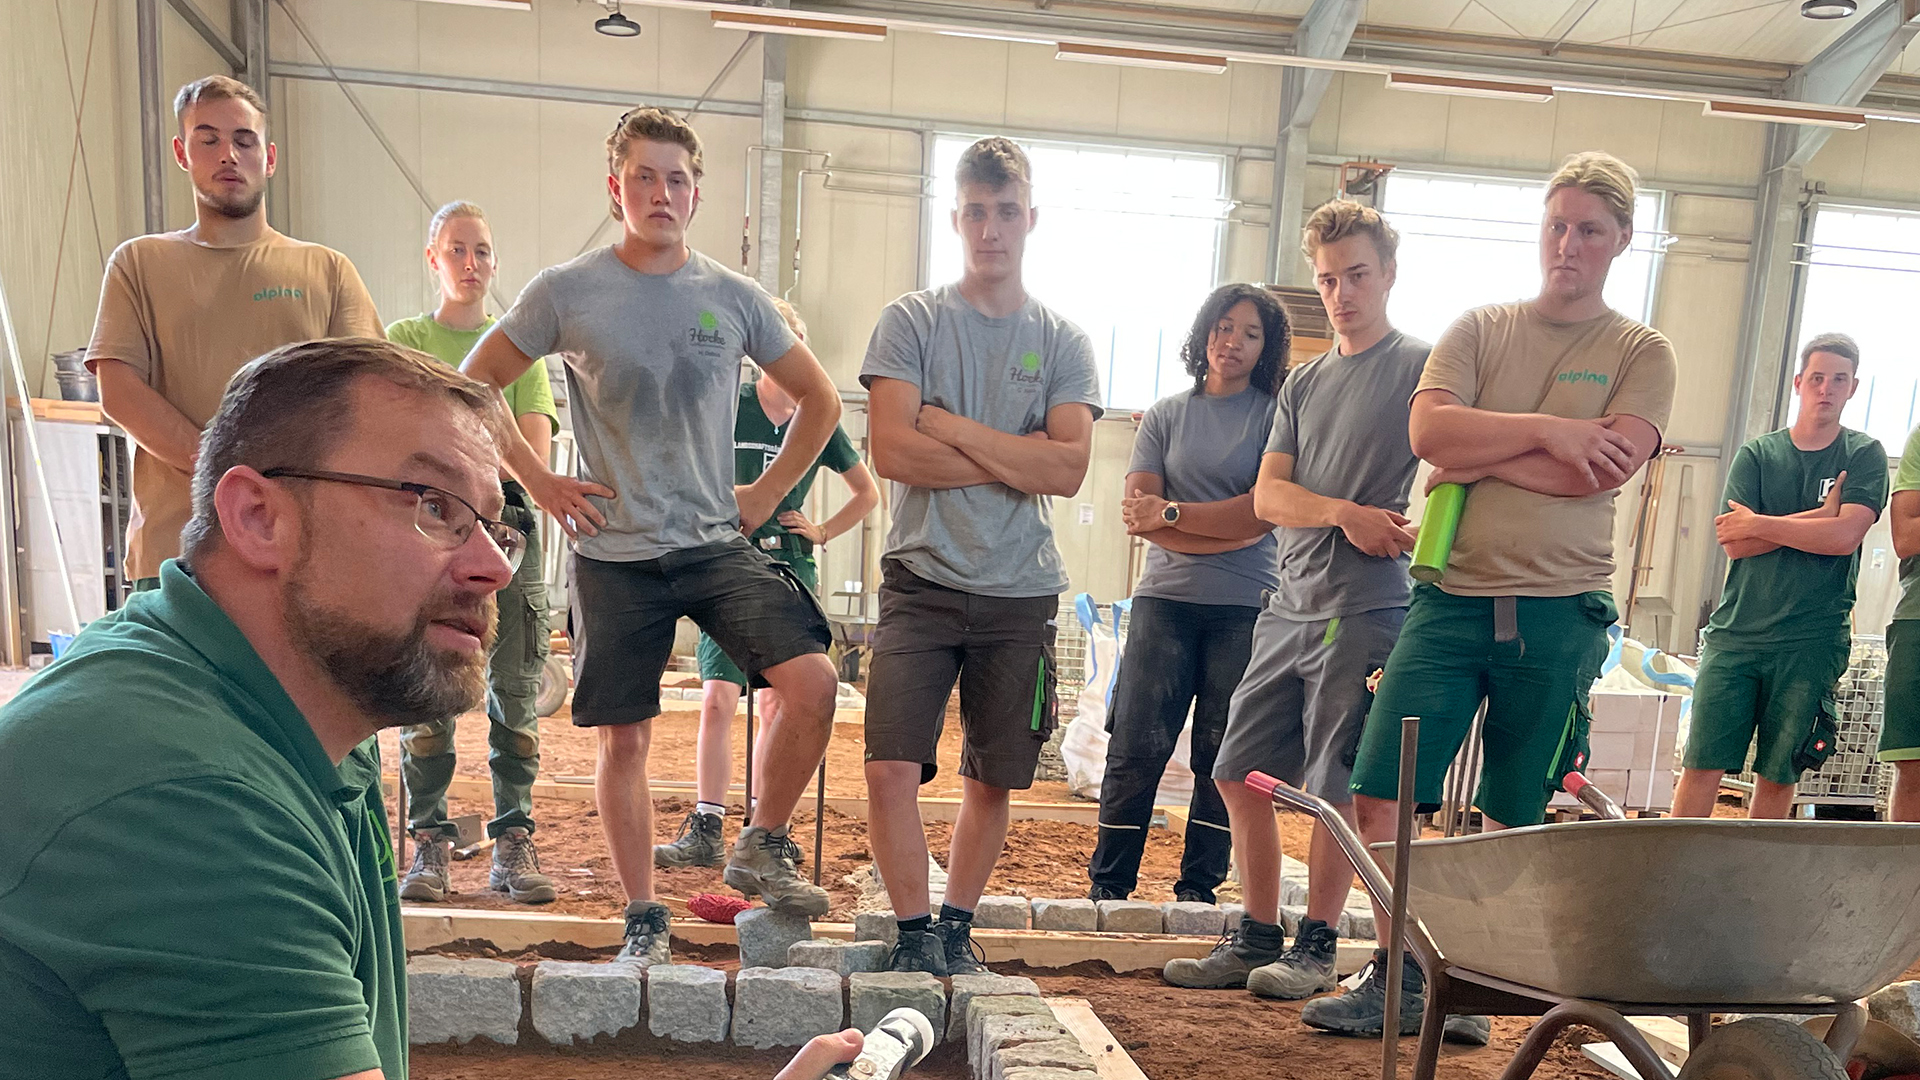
left=1493, top=595, right=1525, bottom=658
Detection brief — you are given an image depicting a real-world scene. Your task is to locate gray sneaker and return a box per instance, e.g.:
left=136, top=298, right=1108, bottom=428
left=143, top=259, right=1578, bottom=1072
left=399, top=834, right=452, bottom=902
left=654, top=810, right=725, bottom=868
left=724, top=826, right=829, bottom=916
left=614, top=900, right=672, bottom=967
left=1162, top=916, right=1285, bottom=989
left=1248, top=917, right=1339, bottom=1000
left=489, top=827, right=558, bottom=904
left=932, top=919, right=987, bottom=976
left=1299, top=949, right=1425, bottom=1037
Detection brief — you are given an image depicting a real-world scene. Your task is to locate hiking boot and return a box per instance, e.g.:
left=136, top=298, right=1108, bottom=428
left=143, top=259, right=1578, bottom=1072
left=781, top=831, right=805, bottom=867
left=723, top=825, right=829, bottom=916
left=1442, top=1014, right=1492, bottom=1046
left=1247, top=917, right=1339, bottom=1000
left=1174, top=887, right=1213, bottom=904
left=887, top=928, right=947, bottom=975
left=932, top=919, right=987, bottom=976
left=1161, top=916, right=1284, bottom=989
left=1300, top=949, right=1425, bottom=1037
left=399, top=833, right=452, bottom=902
left=489, top=828, right=558, bottom=904
left=654, top=810, right=725, bottom=869
left=1087, top=885, right=1127, bottom=901
left=614, top=900, right=671, bottom=967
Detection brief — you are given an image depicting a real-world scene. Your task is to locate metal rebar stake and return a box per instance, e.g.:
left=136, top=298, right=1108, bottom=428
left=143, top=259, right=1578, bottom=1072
left=744, top=689, right=756, bottom=817
left=1383, top=715, right=1420, bottom=1080
left=813, top=759, right=826, bottom=886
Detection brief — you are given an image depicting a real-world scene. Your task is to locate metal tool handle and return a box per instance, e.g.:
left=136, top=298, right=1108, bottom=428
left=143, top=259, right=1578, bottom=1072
left=1561, top=771, right=1627, bottom=821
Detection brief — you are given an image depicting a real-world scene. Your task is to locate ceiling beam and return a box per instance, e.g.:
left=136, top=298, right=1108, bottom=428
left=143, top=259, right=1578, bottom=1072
left=1784, top=0, right=1920, bottom=166
left=1268, top=0, right=1361, bottom=285
left=163, top=0, right=245, bottom=72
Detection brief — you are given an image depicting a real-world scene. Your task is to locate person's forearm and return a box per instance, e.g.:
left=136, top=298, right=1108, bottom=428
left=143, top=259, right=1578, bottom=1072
left=1723, top=537, right=1778, bottom=560
left=482, top=389, right=550, bottom=485
left=818, top=490, right=879, bottom=544
left=95, top=361, right=201, bottom=472
left=1480, top=450, right=1620, bottom=497
left=1750, top=513, right=1872, bottom=556
left=756, top=387, right=842, bottom=505
left=1148, top=531, right=1261, bottom=555
left=940, top=416, right=1087, bottom=497
left=872, top=430, right=998, bottom=489
left=1896, top=518, right=1920, bottom=560
left=1167, top=493, right=1271, bottom=540
left=516, top=413, right=553, bottom=474
left=1254, top=477, right=1352, bottom=529
left=1412, top=402, right=1555, bottom=469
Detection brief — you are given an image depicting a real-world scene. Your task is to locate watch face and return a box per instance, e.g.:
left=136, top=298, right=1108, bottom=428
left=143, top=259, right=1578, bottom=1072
left=1163, top=504, right=1179, bottom=523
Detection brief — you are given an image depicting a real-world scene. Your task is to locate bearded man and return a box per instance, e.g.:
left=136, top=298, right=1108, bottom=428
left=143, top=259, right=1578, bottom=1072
left=0, top=338, right=516, bottom=1080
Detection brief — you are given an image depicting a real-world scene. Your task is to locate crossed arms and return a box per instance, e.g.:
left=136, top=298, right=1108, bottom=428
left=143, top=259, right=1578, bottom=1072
left=865, top=376, right=1094, bottom=498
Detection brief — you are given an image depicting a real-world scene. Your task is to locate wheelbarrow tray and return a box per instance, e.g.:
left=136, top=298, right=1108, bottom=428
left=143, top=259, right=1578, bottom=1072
left=1383, top=818, right=1920, bottom=1005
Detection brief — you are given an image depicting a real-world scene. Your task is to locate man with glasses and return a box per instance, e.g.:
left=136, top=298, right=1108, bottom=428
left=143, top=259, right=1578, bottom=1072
left=463, top=107, right=843, bottom=964
left=0, top=338, right=513, bottom=1080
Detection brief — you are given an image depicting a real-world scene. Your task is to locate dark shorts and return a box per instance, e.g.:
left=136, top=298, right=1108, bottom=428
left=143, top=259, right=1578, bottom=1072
left=1884, top=621, right=1920, bottom=763
left=1214, top=606, right=1405, bottom=801
left=863, top=560, right=1058, bottom=790
left=1349, top=585, right=1615, bottom=827
left=697, top=556, right=819, bottom=687
left=569, top=537, right=831, bottom=727
left=1685, top=637, right=1848, bottom=784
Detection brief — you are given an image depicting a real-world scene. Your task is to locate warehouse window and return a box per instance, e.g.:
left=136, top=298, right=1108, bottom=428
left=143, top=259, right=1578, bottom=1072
left=925, top=134, right=1229, bottom=411
left=1799, top=205, right=1920, bottom=452
left=1379, top=171, right=1666, bottom=346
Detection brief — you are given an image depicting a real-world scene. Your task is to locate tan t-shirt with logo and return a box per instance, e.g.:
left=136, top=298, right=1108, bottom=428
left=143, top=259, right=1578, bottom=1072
left=87, top=229, right=382, bottom=579
left=1416, top=301, right=1676, bottom=597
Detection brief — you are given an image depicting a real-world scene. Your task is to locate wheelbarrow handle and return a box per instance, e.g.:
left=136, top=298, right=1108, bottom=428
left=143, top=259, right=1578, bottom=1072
left=1561, top=772, right=1627, bottom=822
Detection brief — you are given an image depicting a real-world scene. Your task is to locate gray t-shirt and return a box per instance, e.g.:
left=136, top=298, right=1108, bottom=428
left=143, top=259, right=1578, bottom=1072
left=859, top=285, right=1104, bottom=597
left=1129, top=386, right=1278, bottom=607
left=1266, top=330, right=1431, bottom=620
left=496, top=247, right=798, bottom=562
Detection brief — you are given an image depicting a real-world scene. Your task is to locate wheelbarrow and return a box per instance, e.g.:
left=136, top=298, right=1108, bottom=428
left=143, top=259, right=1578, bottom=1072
left=1245, top=757, right=1920, bottom=1080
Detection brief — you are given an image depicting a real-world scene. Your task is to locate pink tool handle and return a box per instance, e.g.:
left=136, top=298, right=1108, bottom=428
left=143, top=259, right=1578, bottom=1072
left=1245, top=771, right=1280, bottom=800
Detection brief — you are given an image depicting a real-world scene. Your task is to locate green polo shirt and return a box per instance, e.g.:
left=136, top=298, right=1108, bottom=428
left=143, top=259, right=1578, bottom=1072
left=736, top=381, right=860, bottom=556
left=387, top=312, right=559, bottom=433
left=0, top=560, right=406, bottom=1080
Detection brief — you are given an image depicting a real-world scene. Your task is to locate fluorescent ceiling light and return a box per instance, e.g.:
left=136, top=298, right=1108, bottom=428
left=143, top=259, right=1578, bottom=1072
left=940, top=29, right=1054, bottom=45
left=408, top=0, right=531, bottom=8
left=709, top=9, right=887, bottom=40
left=1055, top=42, right=1228, bottom=74
left=1385, top=72, right=1553, bottom=102
left=1702, top=99, right=1865, bottom=129
left=1801, top=0, right=1858, bottom=18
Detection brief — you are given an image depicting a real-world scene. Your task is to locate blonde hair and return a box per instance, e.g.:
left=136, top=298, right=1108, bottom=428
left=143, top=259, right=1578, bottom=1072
left=1301, top=198, right=1400, bottom=266
left=1546, top=151, right=1638, bottom=229
left=771, top=297, right=807, bottom=342
left=172, top=74, right=267, bottom=131
left=956, top=137, right=1031, bottom=192
left=427, top=201, right=487, bottom=247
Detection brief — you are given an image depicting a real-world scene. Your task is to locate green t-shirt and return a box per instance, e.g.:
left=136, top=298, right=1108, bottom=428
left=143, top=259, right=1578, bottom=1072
left=1705, top=427, right=1889, bottom=648
left=0, top=561, right=406, bottom=1080
left=735, top=381, right=860, bottom=554
left=1891, top=426, right=1920, bottom=623
left=387, top=312, right=559, bottom=433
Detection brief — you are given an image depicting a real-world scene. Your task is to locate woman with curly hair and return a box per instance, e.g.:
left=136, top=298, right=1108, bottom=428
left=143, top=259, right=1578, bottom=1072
left=1087, top=283, right=1291, bottom=904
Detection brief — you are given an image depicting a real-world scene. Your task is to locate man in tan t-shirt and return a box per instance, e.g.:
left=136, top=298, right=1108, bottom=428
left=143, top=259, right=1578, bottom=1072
left=88, top=75, right=381, bottom=586
left=1297, top=152, right=1675, bottom=1041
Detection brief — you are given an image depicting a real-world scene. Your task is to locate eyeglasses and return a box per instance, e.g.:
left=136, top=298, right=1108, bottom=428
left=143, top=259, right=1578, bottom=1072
left=261, top=468, right=527, bottom=572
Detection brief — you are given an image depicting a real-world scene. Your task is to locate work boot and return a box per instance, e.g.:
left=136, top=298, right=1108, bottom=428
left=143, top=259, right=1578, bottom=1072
left=932, top=919, right=987, bottom=976
left=1161, top=916, right=1284, bottom=989
left=1442, top=1015, right=1492, bottom=1046
left=399, top=833, right=452, bottom=902
left=724, top=825, right=830, bottom=916
left=1174, top=887, right=1213, bottom=904
left=1087, top=885, right=1127, bottom=901
left=781, top=831, right=805, bottom=867
left=887, top=929, right=947, bottom=976
left=614, top=900, right=672, bottom=967
left=1247, top=917, right=1339, bottom=999
left=1300, top=949, right=1425, bottom=1037
left=654, top=809, right=725, bottom=868
left=490, top=828, right=558, bottom=904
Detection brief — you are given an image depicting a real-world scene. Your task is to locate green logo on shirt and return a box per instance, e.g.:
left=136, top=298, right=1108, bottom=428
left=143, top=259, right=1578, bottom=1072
left=700, top=311, right=718, bottom=331
left=1556, top=370, right=1610, bottom=387
left=1009, top=351, right=1043, bottom=386
left=1022, top=351, right=1041, bottom=372
left=252, top=286, right=304, bottom=302
left=690, top=310, right=726, bottom=349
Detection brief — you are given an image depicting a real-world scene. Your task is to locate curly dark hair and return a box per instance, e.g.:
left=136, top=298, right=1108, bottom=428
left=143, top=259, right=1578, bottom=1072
left=1180, top=283, right=1290, bottom=396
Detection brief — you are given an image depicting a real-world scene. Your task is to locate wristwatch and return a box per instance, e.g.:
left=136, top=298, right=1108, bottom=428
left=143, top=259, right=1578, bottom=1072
left=1162, top=502, right=1181, bottom=525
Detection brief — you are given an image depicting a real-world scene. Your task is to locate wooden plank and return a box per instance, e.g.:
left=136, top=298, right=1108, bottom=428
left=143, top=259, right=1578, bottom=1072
left=1581, top=1042, right=1676, bottom=1079
left=388, top=774, right=1099, bottom=824
left=1044, top=997, right=1148, bottom=1080
left=400, top=906, right=1377, bottom=974
left=1159, top=805, right=1189, bottom=833
left=1629, top=1017, right=1691, bottom=1068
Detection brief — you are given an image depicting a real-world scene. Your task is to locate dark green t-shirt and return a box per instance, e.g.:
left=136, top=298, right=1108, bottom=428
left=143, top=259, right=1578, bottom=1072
left=0, top=561, right=406, bottom=1080
left=735, top=381, right=860, bottom=555
left=1705, top=427, right=1889, bottom=649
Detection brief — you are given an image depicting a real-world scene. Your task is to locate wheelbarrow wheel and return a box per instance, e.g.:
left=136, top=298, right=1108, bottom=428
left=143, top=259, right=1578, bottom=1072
left=1676, top=1018, right=1848, bottom=1080
left=535, top=655, right=570, bottom=718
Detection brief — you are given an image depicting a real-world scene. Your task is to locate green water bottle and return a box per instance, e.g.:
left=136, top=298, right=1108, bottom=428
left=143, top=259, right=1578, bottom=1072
left=1409, top=482, right=1466, bottom=584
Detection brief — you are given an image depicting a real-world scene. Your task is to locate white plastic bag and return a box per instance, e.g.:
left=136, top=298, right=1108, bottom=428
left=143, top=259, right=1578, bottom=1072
left=1059, top=596, right=1198, bottom=807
